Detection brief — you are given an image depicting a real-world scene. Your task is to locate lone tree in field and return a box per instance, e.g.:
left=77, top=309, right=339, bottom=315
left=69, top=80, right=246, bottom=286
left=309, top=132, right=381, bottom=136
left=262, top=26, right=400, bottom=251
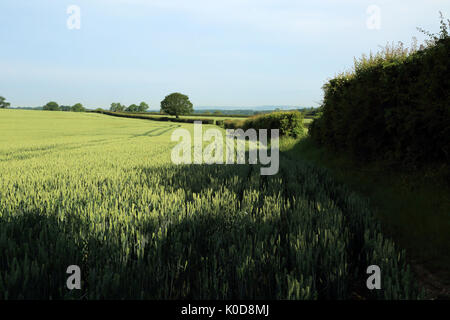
left=0, top=96, right=10, bottom=109
left=160, top=93, right=193, bottom=118
left=43, top=101, right=60, bottom=111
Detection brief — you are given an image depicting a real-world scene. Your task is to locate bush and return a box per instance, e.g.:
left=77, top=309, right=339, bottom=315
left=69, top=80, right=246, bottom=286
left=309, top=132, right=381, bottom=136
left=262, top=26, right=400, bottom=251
left=43, top=101, right=60, bottom=111
left=224, top=111, right=305, bottom=138
left=223, top=119, right=244, bottom=130
left=201, top=119, right=215, bottom=125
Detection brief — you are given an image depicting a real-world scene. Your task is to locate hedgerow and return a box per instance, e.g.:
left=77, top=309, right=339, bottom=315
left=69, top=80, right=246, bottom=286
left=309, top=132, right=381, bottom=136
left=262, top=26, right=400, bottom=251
left=93, top=110, right=215, bottom=125
left=310, top=18, right=450, bottom=167
left=224, top=111, right=305, bottom=138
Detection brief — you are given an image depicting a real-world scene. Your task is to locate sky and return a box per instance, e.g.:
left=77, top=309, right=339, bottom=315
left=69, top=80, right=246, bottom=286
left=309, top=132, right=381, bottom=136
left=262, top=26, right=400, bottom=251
left=0, top=0, right=448, bottom=110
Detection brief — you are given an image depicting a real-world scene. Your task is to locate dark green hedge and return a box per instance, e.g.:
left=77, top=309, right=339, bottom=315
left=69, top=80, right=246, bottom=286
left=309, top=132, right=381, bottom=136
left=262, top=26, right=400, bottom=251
left=224, top=111, right=305, bottom=138
left=93, top=111, right=214, bottom=125
left=310, top=38, right=450, bottom=166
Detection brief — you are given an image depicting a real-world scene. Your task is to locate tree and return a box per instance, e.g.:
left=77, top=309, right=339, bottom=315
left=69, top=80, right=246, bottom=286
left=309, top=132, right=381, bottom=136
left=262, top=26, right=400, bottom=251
left=110, top=103, right=125, bottom=112
left=71, top=103, right=85, bottom=112
left=160, top=93, right=193, bottom=118
left=138, top=102, right=149, bottom=112
left=0, top=96, right=11, bottom=109
left=60, top=105, right=72, bottom=112
left=126, top=104, right=139, bottom=112
left=43, top=101, right=60, bottom=111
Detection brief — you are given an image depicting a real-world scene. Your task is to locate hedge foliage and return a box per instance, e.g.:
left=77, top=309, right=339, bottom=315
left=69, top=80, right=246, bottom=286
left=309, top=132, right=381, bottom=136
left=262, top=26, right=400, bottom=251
left=215, top=120, right=225, bottom=127
left=310, top=37, right=450, bottom=167
left=223, top=111, right=306, bottom=138
left=93, top=110, right=215, bottom=125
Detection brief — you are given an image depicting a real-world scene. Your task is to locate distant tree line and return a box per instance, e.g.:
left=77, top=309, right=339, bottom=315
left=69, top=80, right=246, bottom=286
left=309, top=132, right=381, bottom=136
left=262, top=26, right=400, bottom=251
left=110, top=93, right=193, bottom=119
left=43, top=101, right=86, bottom=112
left=2, top=93, right=319, bottom=119
left=110, top=102, right=149, bottom=113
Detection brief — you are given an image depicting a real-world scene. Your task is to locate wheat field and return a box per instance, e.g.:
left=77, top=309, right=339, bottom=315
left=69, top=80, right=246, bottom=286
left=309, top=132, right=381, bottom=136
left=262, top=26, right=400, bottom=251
left=0, top=109, right=420, bottom=299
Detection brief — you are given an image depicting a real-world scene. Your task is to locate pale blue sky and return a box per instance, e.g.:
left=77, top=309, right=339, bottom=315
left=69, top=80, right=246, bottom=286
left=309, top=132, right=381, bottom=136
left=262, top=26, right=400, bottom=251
left=0, top=0, right=448, bottom=110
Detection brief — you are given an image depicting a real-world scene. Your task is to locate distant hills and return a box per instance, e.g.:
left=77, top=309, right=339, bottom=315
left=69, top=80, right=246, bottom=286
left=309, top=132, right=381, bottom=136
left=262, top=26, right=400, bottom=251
left=190, top=106, right=315, bottom=115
